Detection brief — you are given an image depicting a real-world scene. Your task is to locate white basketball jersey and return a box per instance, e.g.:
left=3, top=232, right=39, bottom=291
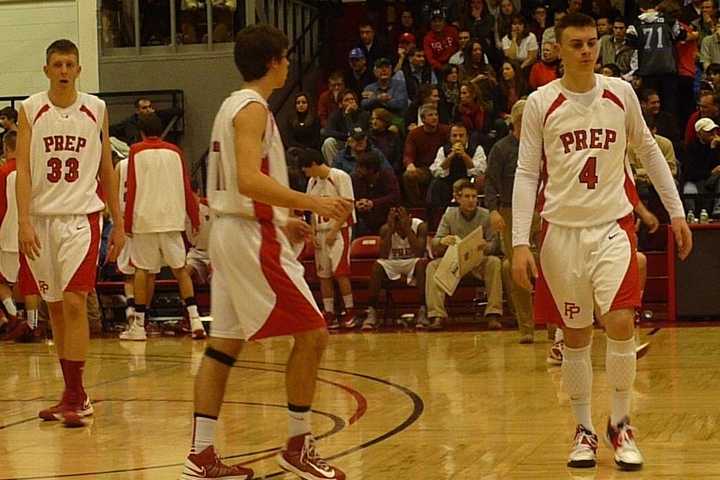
left=306, top=168, right=356, bottom=231
left=531, top=75, right=638, bottom=227
left=207, top=89, right=289, bottom=225
left=23, top=92, right=105, bottom=215
left=116, top=158, right=129, bottom=213
left=0, top=168, right=18, bottom=253
left=388, top=217, right=423, bottom=260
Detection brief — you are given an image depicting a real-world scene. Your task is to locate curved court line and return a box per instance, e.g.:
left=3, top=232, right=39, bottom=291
left=0, top=354, right=424, bottom=480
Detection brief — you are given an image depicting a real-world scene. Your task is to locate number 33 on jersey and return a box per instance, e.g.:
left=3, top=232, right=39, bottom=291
left=22, top=92, right=106, bottom=216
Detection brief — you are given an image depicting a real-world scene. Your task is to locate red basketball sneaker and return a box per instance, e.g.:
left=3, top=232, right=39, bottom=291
left=61, top=395, right=94, bottom=428
left=180, top=446, right=254, bottom=480
left=38, top=399, right=66, bottom=421
left=277, top=433, right=345, bottom=480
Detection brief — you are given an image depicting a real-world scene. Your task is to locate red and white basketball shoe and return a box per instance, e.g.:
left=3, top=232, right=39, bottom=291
left=605, top=417, right=644, bottom=470
left=323, top=312, right=339, bottom=330
left=180, top=446, right=254, bottom=480
left=547, top=339, right=564, bottom=366
left=567, top=424, right=598, bottom=468
left=62, top=396, right=94, bottom=428
left=277, top=433, right=345, bottom=480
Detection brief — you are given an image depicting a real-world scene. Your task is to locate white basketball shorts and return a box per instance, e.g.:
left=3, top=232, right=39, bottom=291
left=313, top=226, right=351, bottom=279
left=0, top=250, right=19, bottom=284
left=117, top=237, right=161, bottom=275
left=131, top=231, right=186, bottom=271
left=377, top=257, right=420, bottom=285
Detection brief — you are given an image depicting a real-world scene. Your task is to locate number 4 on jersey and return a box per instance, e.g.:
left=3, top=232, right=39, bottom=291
left=579, top=156, right=598, bottom=190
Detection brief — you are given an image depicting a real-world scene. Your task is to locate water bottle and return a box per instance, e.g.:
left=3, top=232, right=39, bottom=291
left=687, top=210, right=696, bottom=223
left=700, top=209, right=709, bottom=224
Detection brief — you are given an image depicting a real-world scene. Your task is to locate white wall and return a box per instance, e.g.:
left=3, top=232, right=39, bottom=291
left=0, top=0, right=99, bottom=98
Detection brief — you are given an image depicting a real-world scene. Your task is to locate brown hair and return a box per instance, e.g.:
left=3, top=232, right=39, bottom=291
left=2, top=130, right=17, bottom=153
left=45, top=39, right=79, bottom=64
left=234, top=24, right=289, bottom=82
left=556, top=13, right=597, bottom=43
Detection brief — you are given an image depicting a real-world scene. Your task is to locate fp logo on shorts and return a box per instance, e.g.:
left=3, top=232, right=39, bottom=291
left=564, top=302, right=581, bottom=320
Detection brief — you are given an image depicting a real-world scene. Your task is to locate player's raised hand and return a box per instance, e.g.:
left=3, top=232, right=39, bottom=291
left=671, top=217, right=693, bottom=260
left=512, top=245, right=537, bottom=291
left=284, top=217, right=312, bottom=244
left=311, top=196, right=353, bottom=222
left=19, top=221, right=41, bottom=260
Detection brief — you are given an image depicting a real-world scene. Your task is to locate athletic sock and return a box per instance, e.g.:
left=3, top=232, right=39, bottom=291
left=135, top=305, right=146, bottom=327
left=322, top=298, right=334, bottom=314
left=2, top=297, right=17, bottom=317
left=185, top=299, right=200, bottom=320
left=555, top=328, right=564, bottom=343
left=64, top=360, right=86, bottom=404
left=606, top=337, right=636, bottom=426
left=288, top=403, right=311, bottom=438
left=26, top=309, right=38, bottom=330
left=126, top=297, right=135, bottom=320
left=342, top=294, right=354, bottom=311
left=562, top=343, right=594, bottom=432
left=191, top=414, right=217, bottom=454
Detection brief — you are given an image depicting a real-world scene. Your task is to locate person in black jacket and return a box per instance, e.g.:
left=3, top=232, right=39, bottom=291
left=109, top=97, right=183, bottom=145
left=283, top=92, right=322, bottom=191
left=321, top=89, right=371, bottom=163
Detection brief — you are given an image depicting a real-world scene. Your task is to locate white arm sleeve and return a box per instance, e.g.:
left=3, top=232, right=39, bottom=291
left=512, top=93, right=543, bottom=247
left=623, top=82, right=685, bottom=219
left=468, top=145, right=487, bottom=176
left=429, top=146, right=448, bottom=178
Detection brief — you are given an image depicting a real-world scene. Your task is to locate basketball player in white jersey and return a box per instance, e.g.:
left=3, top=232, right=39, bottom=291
left=181, top=24, right=352, bottom=480
left=15, top=39, right=124, bottom=428
left=299, top=148, right=356, bottom=330
left=511, top=14, right=692, bottom=470
left=114, top=151, right=158, bottom=340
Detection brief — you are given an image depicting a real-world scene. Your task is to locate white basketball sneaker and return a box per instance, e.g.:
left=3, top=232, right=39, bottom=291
left=605, top=417, right=644, bottom=470
left=567, top=425, right=598, bottom=468
left=119, top=320, right=147, bottom=341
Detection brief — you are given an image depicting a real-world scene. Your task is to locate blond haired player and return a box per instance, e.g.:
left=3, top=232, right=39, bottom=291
left=16, top=39, right=124, bottom=428
left=180, top=24, right=352, bottom=480
left=512, top=13, right=692, bottom=471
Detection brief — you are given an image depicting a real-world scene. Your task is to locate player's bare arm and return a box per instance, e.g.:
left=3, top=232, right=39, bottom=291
left=233, top=103, right=352, bottom=221
left=15, top=106, right=41, bottom=260
left=99, top=110, right=125, bottom=259
left=282, top=216, right=312, bottom=244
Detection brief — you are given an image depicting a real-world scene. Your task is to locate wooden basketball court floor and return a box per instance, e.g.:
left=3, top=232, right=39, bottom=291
left=1, top=325, right=719, bottom=480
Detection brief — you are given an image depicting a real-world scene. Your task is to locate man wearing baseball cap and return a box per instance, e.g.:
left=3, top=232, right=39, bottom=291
left=345, top=47, right=374, bottom=97
left=423, top=8, right=459, bottom=72
left=361, top=57, right=409, bottom=115
left=683, top=117, right=720, bottom=215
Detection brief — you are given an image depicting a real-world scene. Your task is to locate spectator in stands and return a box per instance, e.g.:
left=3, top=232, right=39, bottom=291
left=0, top=106, right=18, bottom=159
left=110, top=97, right=183, bottom=146
left=698, top=0, right=717, bottom=42
left=598, top=18, right=633, bottom=74
left=356, top=21, right=391, bottom=69
left=317, top=71, right=345, bottom=128
left=596, top=15, right=612, bottom=37
left=283, top=92, right=321, bottom=150
left=362, top=206, right=428, bottom=330
left=502, top=14, right=539, bottom=70
left=484, top=99, right=536, bottom=343
left=400, top=48, right=439, bottom=102
left=441, top=64, right=462, bottom=114
left=639, top=88, right=682, bottom=143
left=541, top=11, right=564, bottom=49
left=395, top=8, right=422, bottom=49
left=463, top=0, right=501, bottom=67
left=321, top=89, right=370, bottom=164
left=457, top=81, right=488, bottom=138
left=530, top=5, right=550, bottom=41
left=701, top=23, right=720, bottom=71
left=460, top=39, right=498, bottom=105
left=334, top=126, right=392, bottom=175
left=529, top=42, right=560, bottom=89
left=370, top=108, right=404, bottom=175
left=424, top=8, right=460, bottom=72
left=404, top=84, right=452, bottom=131
left=495, top=0, right=517, bottom=51
left=567, top=0, right=583, bottom=14
left=425, top=180, right=504, bottom=330
left=627, top=0, right=685, bottom=116
left=684, top=118, right=720, bottom=215
left=707, top=63, right=720, bottom=90
left=428, top=123, right=487, bottom=210
left=300, top=148, right=357, bottom=330
left=403, top=104, right=451, bottom=206
left=685, top=91, right=720, bottom=145
left=393, top=32, right=417, bottom=74
left=683, top=0, right=703, bottom=24
left=676, top=14, right=700, bottom=125
left=498, top=60, right=528, bottom=115
left=600, top=63, right=622, bottom=76
left=362, top=58, right=410, bottom=115
left=449, top=28, right=473, bottom=65
left=351, top=151, right=401, bottom=237
left=628, top=114, right=678, bottom=197
left=345, top=48, right=375, bottom=98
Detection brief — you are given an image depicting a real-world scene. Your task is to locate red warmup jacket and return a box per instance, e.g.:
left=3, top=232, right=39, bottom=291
left=423, top=26, right=459, bottom=71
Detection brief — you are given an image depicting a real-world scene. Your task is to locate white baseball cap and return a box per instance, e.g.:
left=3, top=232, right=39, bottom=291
left=695, top=117, right=719, bottom=133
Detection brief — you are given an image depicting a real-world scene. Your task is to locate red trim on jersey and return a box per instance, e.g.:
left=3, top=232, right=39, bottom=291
left=18, top=254, right=40, bottom=296
left=533, top=220, right=565, bottom=327
left=253, top=156, right=274, bottom=221
left=602, top=89, right=625, bottom=111
left=543, top=93, right=567, bottom=126
left=623, top=165, right=640, bottom=207
left=333, top=227, right=352, bottom=277
left=79, top=105, right=97, bottom=124
left=250, top=220, right=326, bottom=340
left=0, top=160, right=15, bottom=228
left=124, top=147, right=138, bottom=233
left=65, top=212, right=101, bottom=293
left=536, top=150, right=549, bottom=213
left=180, top=151, right=200, bottom=230
left=33, top=104, right=51, bottom=125
left=609, top=214, right=641, bottom=312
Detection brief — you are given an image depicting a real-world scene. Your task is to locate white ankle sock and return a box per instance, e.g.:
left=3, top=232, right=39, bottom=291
left=322, top=298, right=334, bottom=313
left=562, top=343, right=594, bottom=432
left=187, top=304, right=199, bottom=319
left=288, top=407, right=311, bottom=438
left=606, top=337, right=636, bottom=426
left=555, top=328, right=564, bottom=342
left=135, top=311, right=145, bottom=327
left=342, top=294, right=354, bottom=310
left=191, top=415, right=217, bottom=454
left=3, top=298, right=17, bottom=317
left=26, top=310, right=38, bottom=330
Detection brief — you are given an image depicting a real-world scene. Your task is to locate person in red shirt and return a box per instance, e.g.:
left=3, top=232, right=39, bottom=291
left=317, top=71, right=345, bottom=128
left=423, top=9, right=459, bottom=73
left=529, top=42, right=561, bottom=90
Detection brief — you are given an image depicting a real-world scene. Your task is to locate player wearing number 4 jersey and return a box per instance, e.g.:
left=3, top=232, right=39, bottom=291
left=511, top=13, right=692, bottom=472
left=16, top=39, right=125, bottom=428
left=180, top=24, right=352, bottom=480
